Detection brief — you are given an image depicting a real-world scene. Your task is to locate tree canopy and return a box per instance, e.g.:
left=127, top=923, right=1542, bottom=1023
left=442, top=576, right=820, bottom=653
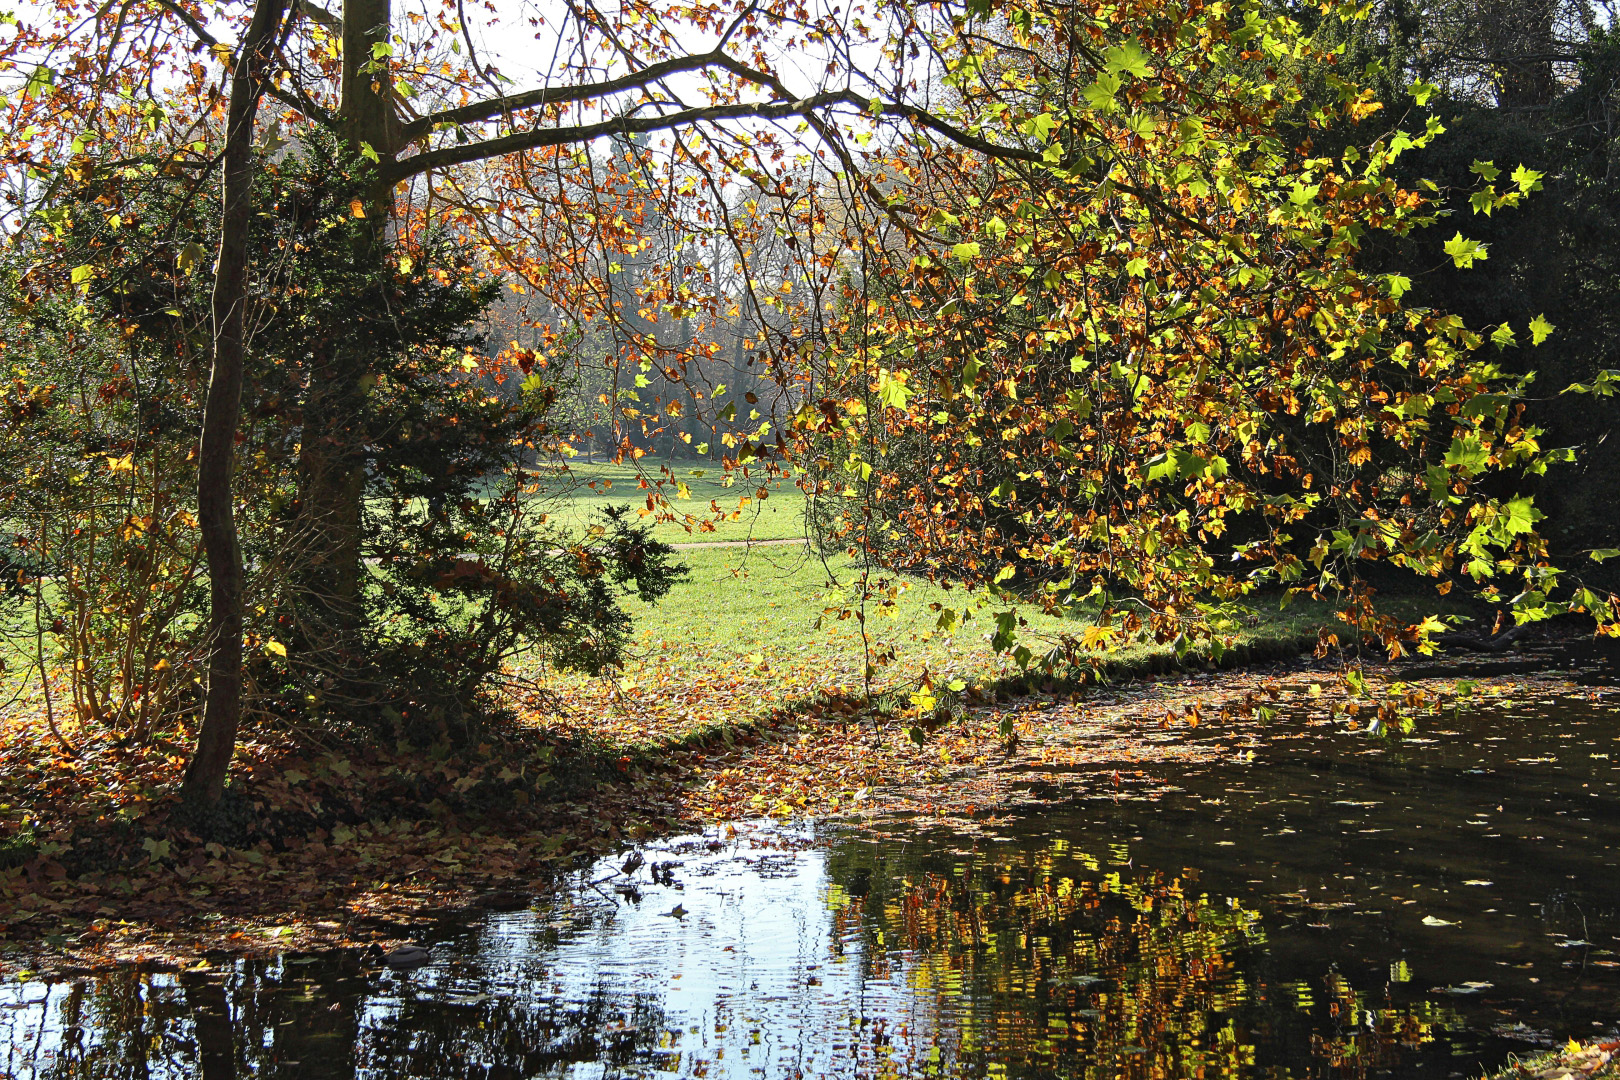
left=1, top=0, right=1615, bottom=801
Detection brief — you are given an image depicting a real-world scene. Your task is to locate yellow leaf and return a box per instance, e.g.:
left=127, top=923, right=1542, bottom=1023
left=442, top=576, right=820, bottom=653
left=106, top=454, right=134, bottom=472
left=265, top=640, right=287, bottom=657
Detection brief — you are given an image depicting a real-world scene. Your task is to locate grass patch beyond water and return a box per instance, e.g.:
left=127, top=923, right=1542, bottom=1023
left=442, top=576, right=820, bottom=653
left=530, top=543, right=1462, bottom=748
left=532, top=460, right=808, bottom=544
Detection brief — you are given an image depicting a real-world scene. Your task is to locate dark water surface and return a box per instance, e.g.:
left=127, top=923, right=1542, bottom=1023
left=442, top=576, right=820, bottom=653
left=4, top=691, right=1620, bottom=1078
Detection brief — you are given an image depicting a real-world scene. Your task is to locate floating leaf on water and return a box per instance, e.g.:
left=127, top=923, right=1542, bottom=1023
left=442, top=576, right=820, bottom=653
left=1462, top=879, right=1494, bottom=886
left=1422, top=916, right=1459, bottom=926
left=1437, top=981, right=1494, bottom=994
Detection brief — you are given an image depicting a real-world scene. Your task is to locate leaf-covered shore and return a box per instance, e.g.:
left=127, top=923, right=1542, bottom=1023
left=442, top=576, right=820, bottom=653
left=2, top=623, right=1607, bottom=980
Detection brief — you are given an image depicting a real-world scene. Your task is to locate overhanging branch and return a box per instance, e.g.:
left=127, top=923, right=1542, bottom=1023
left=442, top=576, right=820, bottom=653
left=401, top=49, right=739, bottom=141
left=390, top=84, right=1069, bottom=181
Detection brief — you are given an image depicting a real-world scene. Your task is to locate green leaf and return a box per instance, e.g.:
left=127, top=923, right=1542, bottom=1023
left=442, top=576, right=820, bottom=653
left=951, top=241, right=980, bottom=261
left=359, top=140, right=381, bottom=163
left=1345, top=669, right=1368, bottom=697
left=1503, top=496, right=1540, bottom=536
left=1490, top=323, right=1516, bottom=348
left=877, top=372, right=912, bottom=410
left=1528, top=314, right=1554, bottom=345
left=23, top=65, right=55, bottom=100
left=1468, top=159, right=1501, bottom=182
left=1442, top=232, right=1488, bottom=268
left=1443, top=434, right=1490, bottom=475
left=1565, top=370, right=1618, bottom=396
left=1081, top=72, right=1122, bottom=111
left=1103, top=39, right=1152, bottom=78
left=991, top=610, right=1018, bottom=652
left=1511, top=164, right=1544, bottom=193
left=1589, top=548, right=1620, bottom=563
left=1410, top=80, right=1437, bottom=106
left=1461, top=392, right=1511, bottom=418
left=1021, top=112, right=1058, bottom=141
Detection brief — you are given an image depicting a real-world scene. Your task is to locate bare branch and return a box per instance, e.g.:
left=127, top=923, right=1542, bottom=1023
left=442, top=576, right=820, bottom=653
left=401, top=49, right=736, bottom=140
left=292, top=0, right=340, bottom=29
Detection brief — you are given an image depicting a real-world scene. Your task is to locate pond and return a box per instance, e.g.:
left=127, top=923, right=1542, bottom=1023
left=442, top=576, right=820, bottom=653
left=4, top=689, right=1619, bottom=1078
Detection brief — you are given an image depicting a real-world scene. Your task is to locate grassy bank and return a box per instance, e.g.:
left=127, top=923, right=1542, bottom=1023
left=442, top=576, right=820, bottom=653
left=532, top=459, right=809, bottom=543
left=528, top=542, right=1460, bottom=749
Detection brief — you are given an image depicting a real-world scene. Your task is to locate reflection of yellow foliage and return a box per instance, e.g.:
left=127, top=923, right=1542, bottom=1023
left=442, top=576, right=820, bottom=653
left=826, top=838, right=1469, bottom=1077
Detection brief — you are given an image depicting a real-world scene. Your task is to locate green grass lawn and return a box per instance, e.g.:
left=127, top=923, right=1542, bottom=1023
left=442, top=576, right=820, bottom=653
left=529, top=464, right=1458, bottom=699
left=531, top=459, right=809, bottom=544
left=532, top=542, right=1456, bottom=739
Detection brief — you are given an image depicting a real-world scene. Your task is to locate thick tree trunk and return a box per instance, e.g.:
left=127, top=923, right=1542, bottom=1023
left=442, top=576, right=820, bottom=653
left=183, top=0, right=290, bottom=808
left=1484, top=0, right=1559, bottom=110
left=285, top=0, right=398, bottom=630
left=292, top=369, right=369, bottom=634
left=339, top=0, right=397, bottom=153
left=181, top=974, right=239, bottom=1080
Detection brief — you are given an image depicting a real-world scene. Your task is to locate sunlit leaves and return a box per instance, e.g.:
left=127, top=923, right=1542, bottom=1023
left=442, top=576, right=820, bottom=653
left=1103, top=39, right=1153, bottom=78
left=793, top=0, right=1598, bottom=668
left=176, top=242, right=208, bottom=274
left=1443, top=233, right=1488, bottom=267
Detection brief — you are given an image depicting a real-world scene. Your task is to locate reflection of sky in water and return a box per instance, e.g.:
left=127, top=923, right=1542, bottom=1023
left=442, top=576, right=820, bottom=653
left=1, top=828, right=970, bottom=1079
left=4, top=692, right=1620, bottom=1079
left=361, top=830, right=894, bottom=1079
left=343, top=829, right=1002, bottom=1078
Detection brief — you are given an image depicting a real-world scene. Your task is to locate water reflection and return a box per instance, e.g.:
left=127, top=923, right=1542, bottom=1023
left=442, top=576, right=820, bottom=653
left=4, top=693, right=1619, bottom=1078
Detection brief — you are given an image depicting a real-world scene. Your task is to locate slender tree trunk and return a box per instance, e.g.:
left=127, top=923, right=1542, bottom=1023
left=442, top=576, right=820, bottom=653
left=183, top=0, right=290, bottom=808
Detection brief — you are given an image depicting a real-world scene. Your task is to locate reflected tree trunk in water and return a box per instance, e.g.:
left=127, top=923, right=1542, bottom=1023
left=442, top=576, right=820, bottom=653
left=181, top=974, right=237, bottom=1080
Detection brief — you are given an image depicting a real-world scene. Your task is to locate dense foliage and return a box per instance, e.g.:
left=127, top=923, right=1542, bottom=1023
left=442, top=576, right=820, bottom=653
left=797, top=0, right=1617, bottom=667
left=1, top=145, right=685, bottom=745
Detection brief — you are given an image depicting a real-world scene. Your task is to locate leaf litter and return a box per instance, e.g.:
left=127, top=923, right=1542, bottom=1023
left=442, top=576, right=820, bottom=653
left=0, top=638, right=1613, bottom=980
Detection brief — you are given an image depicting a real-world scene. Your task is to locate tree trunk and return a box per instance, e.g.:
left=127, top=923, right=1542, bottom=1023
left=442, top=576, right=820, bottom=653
left=1484, top=0, right=1558, bottom=110
left=284, top=0, right=398, bottom=633
left=181, top=973, right=239, bottom=1080
left=183, top=0, right=290, bottom=808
